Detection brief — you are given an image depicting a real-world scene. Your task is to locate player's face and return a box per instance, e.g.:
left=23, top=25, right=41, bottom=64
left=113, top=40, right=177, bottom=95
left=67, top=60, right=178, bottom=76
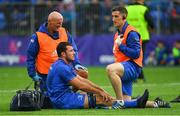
left=65, top=46, right=75, bottom=62
left=112, top=11, right=124, bottom=29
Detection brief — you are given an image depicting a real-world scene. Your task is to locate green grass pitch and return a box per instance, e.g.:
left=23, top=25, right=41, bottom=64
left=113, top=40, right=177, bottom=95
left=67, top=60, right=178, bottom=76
left=0, top=66, right=180, bottom=115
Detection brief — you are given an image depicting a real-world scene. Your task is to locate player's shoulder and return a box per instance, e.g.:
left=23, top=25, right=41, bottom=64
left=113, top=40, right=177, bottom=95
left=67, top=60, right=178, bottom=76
left=50, top=61, right=70, bottom=76
left=128, top=31, right=140, bottom=41
left=56, top=60, right=71, bottom=71
left=129, top=31, right=139, bottom=37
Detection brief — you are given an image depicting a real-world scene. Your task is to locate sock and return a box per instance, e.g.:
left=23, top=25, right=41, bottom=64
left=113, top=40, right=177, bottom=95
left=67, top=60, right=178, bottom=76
left=153, top=102, right=158, bottom=108
left=124, top=99, right=137, bottom=108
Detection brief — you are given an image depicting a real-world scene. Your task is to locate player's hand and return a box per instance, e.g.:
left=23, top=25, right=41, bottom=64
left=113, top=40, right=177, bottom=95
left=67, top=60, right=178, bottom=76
left=115, top=35, right=124, bottom=46
left=75, top=64, right=88, bottom=79
left=75, top=64, right=88, bottom=71
left=32, top=74, right=42, bottom=81
left=99, top=91, right=113, bottom=102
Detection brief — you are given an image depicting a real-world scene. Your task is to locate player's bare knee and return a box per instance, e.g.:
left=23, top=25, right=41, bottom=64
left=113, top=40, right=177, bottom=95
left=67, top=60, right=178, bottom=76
left=106, top=65, right=110, bottom=73
left=106, top=65, right=114, bottom=74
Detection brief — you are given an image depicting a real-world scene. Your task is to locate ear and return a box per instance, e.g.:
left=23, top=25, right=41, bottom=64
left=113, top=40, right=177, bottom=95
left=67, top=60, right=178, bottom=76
left=123, top=16, right=126, bottom=20
left=61, top=52, right=66, bottom=57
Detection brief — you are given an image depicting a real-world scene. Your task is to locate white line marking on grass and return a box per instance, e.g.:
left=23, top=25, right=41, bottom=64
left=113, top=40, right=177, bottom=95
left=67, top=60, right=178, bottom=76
left=0, top=90, right=16, bottom=93
left=0, top=83, right=180, bottom=93
left=0, top=73, right=27, bottom=78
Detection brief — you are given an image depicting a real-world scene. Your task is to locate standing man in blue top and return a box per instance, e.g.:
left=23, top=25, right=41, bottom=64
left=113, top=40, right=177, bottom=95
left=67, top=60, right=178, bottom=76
left=26, top=11, right=87, bottom=106
left=46, top=42, right=149, bottom=109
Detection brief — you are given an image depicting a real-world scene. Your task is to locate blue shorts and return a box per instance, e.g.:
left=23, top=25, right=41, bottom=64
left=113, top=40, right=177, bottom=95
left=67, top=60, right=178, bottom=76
left=121, top=61, right=142, bottom=96
left=53, top=92, right=85, bottom=109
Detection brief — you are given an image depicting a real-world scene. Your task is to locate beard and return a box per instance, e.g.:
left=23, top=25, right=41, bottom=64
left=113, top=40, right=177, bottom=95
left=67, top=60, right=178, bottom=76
left=66, top=57, right=74, bottom=63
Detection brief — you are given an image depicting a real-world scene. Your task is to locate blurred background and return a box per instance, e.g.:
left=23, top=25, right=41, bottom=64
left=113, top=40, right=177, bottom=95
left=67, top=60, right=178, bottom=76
left=0, top=0, right=180, bottom=67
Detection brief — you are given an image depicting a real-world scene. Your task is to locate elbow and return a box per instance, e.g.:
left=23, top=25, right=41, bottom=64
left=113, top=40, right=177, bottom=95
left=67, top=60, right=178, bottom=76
left=77, top=84, right=88, bottom=91
left=74, top=85, right=81, bottom=90
left=133, top=50, right=140, bottom=59
left=134, top=54, right=140, bottom=59
left=78, top=85, right=86, bottom=90
left=74, top=84, right=83, bottom=90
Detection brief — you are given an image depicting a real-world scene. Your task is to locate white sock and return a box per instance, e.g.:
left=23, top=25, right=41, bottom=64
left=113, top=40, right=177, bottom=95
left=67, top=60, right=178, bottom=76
left=154, top=102, right=158, bottom=108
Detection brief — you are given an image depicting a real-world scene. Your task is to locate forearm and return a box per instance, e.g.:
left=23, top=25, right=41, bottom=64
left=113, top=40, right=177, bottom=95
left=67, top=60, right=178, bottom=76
left=79, top=77, right=104, bottom=92
left=70, top=77, right=104, bottom=94
left=79, top=82, right=103, bottom=94
left=26, top=34, right=39, bottom=77
left=119, top=44, right=140, bottom=59
left=72, top=86, right=79, bottom=92
left=27, top=49, right=38, bottom=77
left=26, top=56, right=36, bottom=77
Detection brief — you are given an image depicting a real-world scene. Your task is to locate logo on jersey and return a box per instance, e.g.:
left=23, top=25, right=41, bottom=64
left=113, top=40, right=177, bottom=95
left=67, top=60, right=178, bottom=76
left=77, top=95, right=83, bottom=101
left=30, top=39, right=34, bottom=43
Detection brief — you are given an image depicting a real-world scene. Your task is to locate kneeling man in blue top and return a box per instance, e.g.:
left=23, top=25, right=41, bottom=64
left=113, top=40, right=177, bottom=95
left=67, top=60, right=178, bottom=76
left=106, top=6, right=170, bottom=108
left=46, top=42, right=149, bottom=109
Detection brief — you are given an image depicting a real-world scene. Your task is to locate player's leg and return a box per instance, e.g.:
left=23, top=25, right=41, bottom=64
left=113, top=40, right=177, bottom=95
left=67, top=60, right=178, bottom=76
left=145, top=97, right=170, bottom=108
left=171, top=95, right=180, bottom=103
left=52, top=91, right=146, bottom=109
left=84, top=90, right=149, bottom=109
left=111, top=89, right=149, bottom=109
left=106, top=62, right=124, bottom=100
left=121, top=61, right=142, bottom=99
left=117, top=61, right=142, bottom=108
left=131, top=94, right=171, bottom=108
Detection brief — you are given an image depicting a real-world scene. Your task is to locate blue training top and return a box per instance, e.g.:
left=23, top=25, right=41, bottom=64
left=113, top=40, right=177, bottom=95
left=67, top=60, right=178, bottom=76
left=26, top=23, right=80, bottom=78
left=46, top=59, right=76, bottom=103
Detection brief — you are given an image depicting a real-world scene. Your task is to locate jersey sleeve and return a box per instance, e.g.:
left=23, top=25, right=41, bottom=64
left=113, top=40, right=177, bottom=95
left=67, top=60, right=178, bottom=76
left=67, top=31, right=81, bottom=66
left=26, top=33, right=39, bottom=78
left=119, top=31, right=141, bottom=59
left=59, top=66, right=76, bottom=83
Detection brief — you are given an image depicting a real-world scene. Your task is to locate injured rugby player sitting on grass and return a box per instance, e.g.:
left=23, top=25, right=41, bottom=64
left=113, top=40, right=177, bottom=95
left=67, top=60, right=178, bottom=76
left=46, top=42, right=149, bottom=109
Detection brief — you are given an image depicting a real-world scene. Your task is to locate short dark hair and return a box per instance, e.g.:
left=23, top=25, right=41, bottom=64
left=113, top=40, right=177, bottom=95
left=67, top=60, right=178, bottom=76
left=56, top=42, right=72, bottom=57
left=111, top=6, right=128, bottom=19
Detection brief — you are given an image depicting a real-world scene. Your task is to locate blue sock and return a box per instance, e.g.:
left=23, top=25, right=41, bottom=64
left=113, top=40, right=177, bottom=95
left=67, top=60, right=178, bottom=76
left=124, top=99, right=137, bottom=108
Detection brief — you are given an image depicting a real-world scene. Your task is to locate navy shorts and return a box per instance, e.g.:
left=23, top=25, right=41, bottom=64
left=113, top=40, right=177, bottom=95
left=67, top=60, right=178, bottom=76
left=121, top=61, right=142, bottom=96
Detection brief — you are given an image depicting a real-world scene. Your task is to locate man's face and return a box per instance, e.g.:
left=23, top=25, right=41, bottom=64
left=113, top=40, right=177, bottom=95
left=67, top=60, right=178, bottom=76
left=112, top=11, right=124, bottom=28
left=65, top=45, right=75, bottom=62
left=49, top=17, right=63, bottom=32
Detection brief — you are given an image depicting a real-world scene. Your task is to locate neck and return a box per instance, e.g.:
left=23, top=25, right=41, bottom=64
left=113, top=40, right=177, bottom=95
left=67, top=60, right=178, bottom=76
left=60, top=57, right=71, bottom=64
left=136, top=1, right=144, bottom=4
left=118, top=20, right=126, bottom=32
left=47, top=23, right=54, bottom=35
left=47, top=27, right=53, bottom=35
